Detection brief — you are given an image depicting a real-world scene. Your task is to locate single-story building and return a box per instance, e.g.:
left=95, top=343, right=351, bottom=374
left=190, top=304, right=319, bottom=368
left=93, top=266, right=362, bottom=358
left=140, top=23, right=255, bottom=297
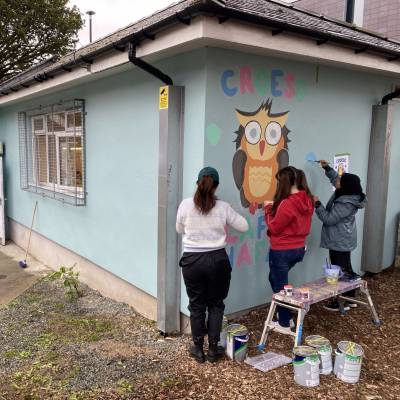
left=0, top=0, right=399, bottom=333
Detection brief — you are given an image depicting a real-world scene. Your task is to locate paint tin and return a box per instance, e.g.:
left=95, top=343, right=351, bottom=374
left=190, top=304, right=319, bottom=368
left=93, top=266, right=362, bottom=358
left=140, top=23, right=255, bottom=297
left=305, top=335, right=333, bottom=375
left=226, top=324, right=249, bottom=362
left=292, top=346, right=320, bottom=387
left=284, top=284, right=293, bottom=296
left=323, top=264, right=342, bottom=284
left=218, top=316, right=229, bottom=349
left=299, top=288, right=311, bottom=300
left=334, top=341, right=364, bottom=384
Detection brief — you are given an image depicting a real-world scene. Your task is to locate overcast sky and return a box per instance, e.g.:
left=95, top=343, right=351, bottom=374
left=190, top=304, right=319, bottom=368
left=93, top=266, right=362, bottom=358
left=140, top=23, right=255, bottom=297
left=69, top=0, right=296, bottom=47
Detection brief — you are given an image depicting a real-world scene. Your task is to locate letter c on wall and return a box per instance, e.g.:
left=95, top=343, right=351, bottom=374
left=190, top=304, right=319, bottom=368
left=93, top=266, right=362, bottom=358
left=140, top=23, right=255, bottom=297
left=221, top=70, right=238, bottom=97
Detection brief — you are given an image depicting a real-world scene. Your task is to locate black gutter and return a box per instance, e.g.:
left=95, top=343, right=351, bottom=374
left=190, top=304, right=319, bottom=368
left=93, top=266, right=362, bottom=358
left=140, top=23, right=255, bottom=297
left=128, top=43, right=173, bottom=86
left=382, top=89, right=400, bottom=105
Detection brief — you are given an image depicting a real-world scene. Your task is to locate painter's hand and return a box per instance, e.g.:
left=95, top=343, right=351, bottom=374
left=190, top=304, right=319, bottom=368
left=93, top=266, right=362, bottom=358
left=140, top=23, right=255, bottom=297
left=264, top=200, right=273, bottom=207
left=313, top=196, right=319, bottom=203
left=320, top=160, right=329, bottom=168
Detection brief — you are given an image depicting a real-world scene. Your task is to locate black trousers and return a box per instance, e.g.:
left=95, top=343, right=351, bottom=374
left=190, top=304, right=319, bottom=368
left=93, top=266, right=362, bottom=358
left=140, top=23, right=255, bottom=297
left=329, top=250, right=356, bottom=297
left=180, top=248, right=231, bottom=343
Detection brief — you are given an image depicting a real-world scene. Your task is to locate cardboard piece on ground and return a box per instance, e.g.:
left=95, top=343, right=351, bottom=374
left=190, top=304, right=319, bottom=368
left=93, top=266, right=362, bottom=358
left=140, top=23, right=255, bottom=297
left=245, top=352, right=292, bottom=373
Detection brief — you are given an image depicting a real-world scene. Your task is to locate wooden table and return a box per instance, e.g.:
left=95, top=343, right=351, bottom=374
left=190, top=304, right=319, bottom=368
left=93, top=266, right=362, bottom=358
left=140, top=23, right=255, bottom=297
left=257, top=278, right=380, bottom=350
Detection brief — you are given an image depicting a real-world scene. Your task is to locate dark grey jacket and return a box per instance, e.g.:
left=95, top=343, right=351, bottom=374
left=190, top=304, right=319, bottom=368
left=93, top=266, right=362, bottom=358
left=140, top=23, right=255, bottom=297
left=315, top=168, right=367, bottom=252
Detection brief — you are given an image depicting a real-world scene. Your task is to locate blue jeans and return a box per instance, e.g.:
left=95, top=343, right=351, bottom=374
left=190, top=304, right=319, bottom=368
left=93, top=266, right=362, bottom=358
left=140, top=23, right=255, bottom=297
left=269, top=247, right=306, bottom=327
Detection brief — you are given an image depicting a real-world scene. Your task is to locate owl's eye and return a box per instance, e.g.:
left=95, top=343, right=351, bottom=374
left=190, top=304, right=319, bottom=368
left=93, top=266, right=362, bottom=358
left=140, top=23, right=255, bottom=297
left=244, top=121, right=261, bottom=144
left=265, top=122, right=282, bottom=146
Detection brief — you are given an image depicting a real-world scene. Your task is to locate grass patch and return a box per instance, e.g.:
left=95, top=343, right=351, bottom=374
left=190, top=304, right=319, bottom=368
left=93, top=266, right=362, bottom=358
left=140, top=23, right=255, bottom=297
left=50, top=316, right=116, bottom=343
left=35, top=332, right=57, bottom=349
left=24, top=293, right=42, bottom=304
left=161, top=377, right=181, bottom=388
left=117, top=378, right=133, bottom=395
left=3, top=349, right=32, bottom=360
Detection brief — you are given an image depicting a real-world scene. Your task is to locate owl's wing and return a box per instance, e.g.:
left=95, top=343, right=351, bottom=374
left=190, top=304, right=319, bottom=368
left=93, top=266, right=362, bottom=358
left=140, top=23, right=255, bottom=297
left=232, top=149, right=247, bottom=190
left=277, top=149, right=289, bottom=170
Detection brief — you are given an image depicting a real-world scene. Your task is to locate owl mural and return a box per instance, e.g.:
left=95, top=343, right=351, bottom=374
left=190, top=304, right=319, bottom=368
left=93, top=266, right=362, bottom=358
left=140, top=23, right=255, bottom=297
left=232, top=99, right=290, bottom=214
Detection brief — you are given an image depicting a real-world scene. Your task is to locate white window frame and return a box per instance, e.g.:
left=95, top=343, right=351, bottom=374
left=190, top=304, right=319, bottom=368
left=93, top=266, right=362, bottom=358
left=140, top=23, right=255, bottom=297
left=31, top=110, right=84, bottom=198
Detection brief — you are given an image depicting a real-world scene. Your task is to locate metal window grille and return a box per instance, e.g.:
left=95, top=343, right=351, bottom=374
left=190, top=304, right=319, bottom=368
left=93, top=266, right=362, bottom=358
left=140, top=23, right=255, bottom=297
left=18, top=99, right=86, bottom=206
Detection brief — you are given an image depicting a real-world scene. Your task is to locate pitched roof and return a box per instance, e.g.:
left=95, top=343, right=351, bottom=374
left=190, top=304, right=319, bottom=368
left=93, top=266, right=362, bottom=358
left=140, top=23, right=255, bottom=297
left=1, top=0, right=400, bottom=95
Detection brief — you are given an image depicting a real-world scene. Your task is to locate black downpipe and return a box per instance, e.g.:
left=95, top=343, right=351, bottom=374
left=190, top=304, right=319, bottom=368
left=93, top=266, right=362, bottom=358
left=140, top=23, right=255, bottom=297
left=345, top=0, right=355, bottom=24
left=128, top=42, right=173, bottom=86
left=382, top=89, right=400, bottom=105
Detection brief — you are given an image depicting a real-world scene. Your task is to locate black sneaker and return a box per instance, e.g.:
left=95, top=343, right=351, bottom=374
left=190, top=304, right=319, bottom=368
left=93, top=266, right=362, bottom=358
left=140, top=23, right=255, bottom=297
left=323, top=300, right=350, bottom=312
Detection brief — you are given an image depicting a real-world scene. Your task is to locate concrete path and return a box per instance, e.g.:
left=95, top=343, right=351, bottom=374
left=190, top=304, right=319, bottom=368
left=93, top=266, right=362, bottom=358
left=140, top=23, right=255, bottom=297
left=0, top=243, right=50, bottom=305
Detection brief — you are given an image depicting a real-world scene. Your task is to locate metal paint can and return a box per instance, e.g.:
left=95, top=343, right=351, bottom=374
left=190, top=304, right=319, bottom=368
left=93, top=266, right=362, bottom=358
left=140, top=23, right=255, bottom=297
left=292, top=346, right=320, bottom=387
left=299, top=288, right=311, bottom=300
left=218, top=316, right=229, bottom=349
left=226, top=324, right=249, bottom=362
left=284, top=284, right=293, bottom=296
left=305, top=335, right=333, bottom=375
left=334, top=341, right=364, bottom=384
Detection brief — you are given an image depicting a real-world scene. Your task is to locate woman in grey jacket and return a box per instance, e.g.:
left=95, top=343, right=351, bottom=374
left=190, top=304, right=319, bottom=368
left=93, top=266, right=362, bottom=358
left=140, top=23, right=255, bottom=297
left=314, top=160, right=367, bottom=311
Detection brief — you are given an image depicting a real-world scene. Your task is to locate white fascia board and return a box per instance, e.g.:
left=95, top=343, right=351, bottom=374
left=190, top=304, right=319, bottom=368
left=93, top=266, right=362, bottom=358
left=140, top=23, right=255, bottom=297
left=199, top=17, right=400, bottom=77
left=2, top=15, right=400, bottom=106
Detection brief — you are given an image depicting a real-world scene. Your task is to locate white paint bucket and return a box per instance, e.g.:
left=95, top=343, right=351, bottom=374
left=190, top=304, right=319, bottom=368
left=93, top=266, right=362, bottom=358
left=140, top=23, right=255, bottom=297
left=293, top=346, right=320, bottom=387
left=305, top=335, right=333, bottom=375
left=218, top=316, right=228, bottom=349
left=226, top=324, right=249, bottom=362
left=334, top=341, right=364, bottom=384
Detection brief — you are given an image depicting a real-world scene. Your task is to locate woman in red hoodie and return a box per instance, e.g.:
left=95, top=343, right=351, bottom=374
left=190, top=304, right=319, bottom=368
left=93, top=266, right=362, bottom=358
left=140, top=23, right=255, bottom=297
left=264, top=167, right=314, bottom=330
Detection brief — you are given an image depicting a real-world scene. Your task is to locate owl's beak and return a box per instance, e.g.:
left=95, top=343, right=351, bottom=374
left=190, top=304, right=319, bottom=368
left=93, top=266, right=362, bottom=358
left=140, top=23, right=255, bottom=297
left=259, top=140, right=265, bottom=156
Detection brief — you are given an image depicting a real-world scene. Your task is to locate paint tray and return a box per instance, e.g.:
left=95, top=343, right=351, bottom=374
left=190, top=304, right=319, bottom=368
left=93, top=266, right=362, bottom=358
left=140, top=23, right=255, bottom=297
left=245, top=352, right=292, bottom=373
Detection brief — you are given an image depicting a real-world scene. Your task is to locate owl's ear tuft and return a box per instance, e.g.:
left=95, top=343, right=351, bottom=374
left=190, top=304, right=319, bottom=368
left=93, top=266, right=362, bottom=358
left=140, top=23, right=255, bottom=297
left=234, top=126, right=245, bottom=150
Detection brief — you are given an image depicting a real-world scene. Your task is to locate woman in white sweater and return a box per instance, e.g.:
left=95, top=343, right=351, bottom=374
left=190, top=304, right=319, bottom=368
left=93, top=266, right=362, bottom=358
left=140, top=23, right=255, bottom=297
left=176, top=167, right=248, bottom=363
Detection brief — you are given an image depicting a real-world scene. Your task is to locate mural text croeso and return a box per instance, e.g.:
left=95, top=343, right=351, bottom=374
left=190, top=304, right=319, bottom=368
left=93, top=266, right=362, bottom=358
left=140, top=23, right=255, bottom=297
left=226, top=214, right=269, bottom=268
left=221, top=67, right=305, bottom=100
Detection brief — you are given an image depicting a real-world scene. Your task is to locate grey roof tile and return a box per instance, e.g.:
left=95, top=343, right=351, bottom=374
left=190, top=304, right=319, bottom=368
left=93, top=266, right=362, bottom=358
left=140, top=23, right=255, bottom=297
left=2, top=0, right=400, bottom=94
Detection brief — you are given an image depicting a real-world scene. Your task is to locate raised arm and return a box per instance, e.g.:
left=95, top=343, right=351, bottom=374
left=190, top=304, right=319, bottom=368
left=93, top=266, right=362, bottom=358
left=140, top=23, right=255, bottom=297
left=315, top=202, right=354, bottom=226
left=320, top=160, right=339, bottom=187
left=226, top=205, right=249, bottom=233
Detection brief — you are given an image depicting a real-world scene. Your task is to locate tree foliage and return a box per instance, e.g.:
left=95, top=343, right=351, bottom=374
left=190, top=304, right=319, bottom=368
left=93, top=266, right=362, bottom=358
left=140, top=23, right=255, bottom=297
left=0, top=0, right=83, bottom=82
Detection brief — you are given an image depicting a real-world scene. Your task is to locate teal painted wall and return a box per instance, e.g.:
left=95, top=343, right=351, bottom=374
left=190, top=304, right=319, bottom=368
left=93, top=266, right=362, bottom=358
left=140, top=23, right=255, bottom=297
left=0, top=49, right=207, bottom=300
left=202, top=48, right=399, bottom=314
left=383, top=101, right=400, bottom=268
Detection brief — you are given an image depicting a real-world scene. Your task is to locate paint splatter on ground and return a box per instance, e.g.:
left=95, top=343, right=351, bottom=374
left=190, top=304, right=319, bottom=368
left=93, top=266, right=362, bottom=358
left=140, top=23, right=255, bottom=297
left=0, top=267, right=398, bottom=399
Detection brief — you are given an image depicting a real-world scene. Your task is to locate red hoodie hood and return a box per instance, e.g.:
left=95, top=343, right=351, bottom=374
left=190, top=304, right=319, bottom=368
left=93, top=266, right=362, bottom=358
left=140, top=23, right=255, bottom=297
left=288, top=191, right=314, bottom=215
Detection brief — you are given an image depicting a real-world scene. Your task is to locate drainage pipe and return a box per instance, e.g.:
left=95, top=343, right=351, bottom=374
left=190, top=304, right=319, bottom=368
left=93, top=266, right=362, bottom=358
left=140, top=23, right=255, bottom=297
left=128, top=42, right=173, bottom=85
left=382, top=88, right=400, bottom=105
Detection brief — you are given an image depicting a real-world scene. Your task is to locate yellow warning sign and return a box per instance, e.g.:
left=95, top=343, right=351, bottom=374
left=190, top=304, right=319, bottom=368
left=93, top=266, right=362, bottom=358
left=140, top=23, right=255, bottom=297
left=159, top=86, right=169, bottom=109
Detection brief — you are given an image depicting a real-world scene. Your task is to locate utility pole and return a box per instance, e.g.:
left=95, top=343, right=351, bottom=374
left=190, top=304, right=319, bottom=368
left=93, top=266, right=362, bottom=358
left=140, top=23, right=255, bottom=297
left=86, top=11, right=96, bottom=43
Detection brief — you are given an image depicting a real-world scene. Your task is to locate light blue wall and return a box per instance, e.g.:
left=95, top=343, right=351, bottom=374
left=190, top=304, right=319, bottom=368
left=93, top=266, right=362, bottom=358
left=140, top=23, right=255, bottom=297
left=0, top=49, right=207, bottom=300
left=203, top=47, right=398, bottom=314
left=383, top=101, right=400, bottom=267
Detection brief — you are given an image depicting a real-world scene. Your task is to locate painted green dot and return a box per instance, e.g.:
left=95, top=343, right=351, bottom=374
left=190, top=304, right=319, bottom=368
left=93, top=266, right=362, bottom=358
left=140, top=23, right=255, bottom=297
left=206, top=123, right=222, bottom=146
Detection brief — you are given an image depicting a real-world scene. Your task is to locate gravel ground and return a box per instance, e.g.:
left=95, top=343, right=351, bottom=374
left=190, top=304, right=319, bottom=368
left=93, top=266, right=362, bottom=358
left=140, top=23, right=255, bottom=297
left=0, top=267, right=399, bottom=400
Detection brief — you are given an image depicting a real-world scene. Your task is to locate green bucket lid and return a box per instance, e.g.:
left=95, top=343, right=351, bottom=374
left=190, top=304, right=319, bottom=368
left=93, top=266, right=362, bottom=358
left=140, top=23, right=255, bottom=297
left=305, top=335, right=330, bottom=348
left=293, top=345, right=318, bottom=357
left=226, top=324, right=248, bottom=336
left=337, top=341, right=364, bottom=357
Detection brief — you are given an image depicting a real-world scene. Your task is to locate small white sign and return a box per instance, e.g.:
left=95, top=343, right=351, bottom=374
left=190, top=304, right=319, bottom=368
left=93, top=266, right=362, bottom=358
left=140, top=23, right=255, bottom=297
left=334, top=153, right=350, bottom=177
